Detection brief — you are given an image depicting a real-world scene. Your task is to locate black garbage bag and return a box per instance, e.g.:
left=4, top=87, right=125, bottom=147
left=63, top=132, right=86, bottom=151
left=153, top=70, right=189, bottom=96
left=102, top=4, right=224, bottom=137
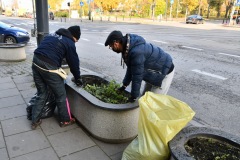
left=26, top=90, right=56, bottom=120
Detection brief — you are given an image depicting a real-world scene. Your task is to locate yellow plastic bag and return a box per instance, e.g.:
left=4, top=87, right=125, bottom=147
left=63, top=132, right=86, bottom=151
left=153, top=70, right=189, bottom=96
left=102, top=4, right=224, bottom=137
left=122, top=92, right=195, bottom=160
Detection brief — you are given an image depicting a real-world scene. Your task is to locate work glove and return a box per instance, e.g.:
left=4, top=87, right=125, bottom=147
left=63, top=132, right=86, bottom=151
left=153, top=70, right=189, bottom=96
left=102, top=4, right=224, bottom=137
left=75, top=78, right=83, bottom=86
left=118, top=85, right=126, bottom=92
left=127, top=96, right=136, bottom=103
left=71, top=77, right=83, bottom=87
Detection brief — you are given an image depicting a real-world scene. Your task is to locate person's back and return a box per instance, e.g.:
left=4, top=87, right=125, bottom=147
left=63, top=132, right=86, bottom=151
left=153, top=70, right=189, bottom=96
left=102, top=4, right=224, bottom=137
left=34, top=28, right=80, bottom=79
left=127, top=34, right=172, bottom=76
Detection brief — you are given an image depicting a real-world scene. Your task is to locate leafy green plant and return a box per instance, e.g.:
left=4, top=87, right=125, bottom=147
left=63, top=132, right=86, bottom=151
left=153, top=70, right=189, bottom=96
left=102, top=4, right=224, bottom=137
left=84, top=80, right=129, bottom=104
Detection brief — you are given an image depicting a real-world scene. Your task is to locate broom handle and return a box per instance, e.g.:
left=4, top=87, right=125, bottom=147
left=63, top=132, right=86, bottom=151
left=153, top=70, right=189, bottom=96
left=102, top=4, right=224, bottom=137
left=66, top=98, right=72, bottom=119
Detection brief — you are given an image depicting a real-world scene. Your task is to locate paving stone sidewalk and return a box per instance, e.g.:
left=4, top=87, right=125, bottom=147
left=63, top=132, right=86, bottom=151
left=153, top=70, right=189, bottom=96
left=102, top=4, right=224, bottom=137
left=0, top=46, right=131, bottom=160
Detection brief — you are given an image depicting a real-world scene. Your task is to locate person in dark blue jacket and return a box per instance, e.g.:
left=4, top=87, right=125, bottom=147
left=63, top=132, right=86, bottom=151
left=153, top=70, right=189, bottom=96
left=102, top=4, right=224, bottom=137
left=105, top=30, right=175, bottom=102
left=31, top=25, right=82, bottom=129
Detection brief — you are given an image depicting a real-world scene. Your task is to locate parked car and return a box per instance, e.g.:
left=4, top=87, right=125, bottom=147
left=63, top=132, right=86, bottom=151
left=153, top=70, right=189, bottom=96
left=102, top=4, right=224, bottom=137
left=236, top=16, right=240, bottom=24
left=0, top=21, right=30, bottom=44
left=49, top=12, right=54, bottom=20
left=186, top=15, right=204, bottom=24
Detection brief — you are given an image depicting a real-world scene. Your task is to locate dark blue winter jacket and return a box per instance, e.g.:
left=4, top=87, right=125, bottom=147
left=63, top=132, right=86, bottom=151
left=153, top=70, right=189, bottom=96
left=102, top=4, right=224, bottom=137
left=122, top=34, right=173, bottom=98
left=34, top=28, right=80, bottom=80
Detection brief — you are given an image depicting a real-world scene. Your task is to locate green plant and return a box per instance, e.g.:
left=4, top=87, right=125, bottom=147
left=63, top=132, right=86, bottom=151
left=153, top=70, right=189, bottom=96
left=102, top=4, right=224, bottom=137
left=54, top=10, right=68, bottom=17
left=84, top=80, right=129, bottom=104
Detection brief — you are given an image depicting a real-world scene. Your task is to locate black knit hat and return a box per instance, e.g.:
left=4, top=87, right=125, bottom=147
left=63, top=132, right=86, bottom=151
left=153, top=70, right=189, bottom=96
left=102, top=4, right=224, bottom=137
left=105, top=30, right=123, bottom=46
left=68, top=25, right=81, bottom=40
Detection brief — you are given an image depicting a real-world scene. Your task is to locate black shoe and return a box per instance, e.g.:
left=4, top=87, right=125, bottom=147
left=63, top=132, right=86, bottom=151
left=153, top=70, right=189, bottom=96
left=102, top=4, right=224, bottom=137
left=31, top=119, right=42, bottom=130
left=60, top=118, right=75, bottom=128
left=26, top=106, right=32, bottom=120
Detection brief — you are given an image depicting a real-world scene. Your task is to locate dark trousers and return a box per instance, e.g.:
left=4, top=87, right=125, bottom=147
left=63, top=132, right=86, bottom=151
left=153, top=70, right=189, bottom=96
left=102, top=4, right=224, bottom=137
left=31, top=55, right=70, bottom=123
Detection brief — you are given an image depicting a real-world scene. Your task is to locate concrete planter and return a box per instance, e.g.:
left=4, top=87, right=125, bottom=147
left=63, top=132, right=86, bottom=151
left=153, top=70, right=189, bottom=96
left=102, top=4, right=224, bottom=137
left=65, top=74, right=139, bottom=143
left=169, top=126, right=240, bottom=160
left=0, top=43, right=26, bottom=62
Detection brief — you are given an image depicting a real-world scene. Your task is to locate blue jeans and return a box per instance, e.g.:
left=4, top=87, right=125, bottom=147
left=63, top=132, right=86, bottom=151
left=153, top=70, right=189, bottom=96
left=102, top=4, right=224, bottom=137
left=32, top=55, right=70, bottom=123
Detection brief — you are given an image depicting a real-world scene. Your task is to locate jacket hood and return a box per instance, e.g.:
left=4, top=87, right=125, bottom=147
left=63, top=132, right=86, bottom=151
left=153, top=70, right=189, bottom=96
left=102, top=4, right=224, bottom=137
left=129, top=34, right=146, bottom=50
left=55, top=28, right=74, bottom=41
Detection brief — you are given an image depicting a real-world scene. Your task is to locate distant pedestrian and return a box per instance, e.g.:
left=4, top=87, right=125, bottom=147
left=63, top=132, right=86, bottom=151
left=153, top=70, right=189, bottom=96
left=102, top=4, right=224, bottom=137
left=105, top=30, right=175, bottom=102
left=31, top=25, right=83, bottom=129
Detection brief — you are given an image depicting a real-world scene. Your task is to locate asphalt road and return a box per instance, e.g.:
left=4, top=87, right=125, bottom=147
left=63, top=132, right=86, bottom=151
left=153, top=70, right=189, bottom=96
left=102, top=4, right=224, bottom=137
left=1, top=16, right=239, bottom=136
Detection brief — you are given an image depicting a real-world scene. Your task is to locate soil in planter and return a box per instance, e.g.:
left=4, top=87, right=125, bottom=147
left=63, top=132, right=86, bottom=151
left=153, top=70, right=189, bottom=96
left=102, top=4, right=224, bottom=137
left=184, top=136, right=240, bottom=160
left=83, top=80, right=130, bottom=104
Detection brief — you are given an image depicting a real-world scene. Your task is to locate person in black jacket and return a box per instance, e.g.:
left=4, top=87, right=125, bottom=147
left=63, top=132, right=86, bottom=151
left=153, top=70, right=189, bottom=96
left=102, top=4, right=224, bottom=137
left=31, top=25, right=82, bottom=129
left=105, top=30, right=175, bottom=102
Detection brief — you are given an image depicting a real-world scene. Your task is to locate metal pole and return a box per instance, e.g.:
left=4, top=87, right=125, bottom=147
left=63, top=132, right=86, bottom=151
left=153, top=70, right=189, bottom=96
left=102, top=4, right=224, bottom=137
left=81, top=6, right=82, bottom=22
left=176, top=0, right=179, bottom=20
left=68, top=4, right=71, bottom=22
left=229, top=0, right=237, bottom=25
left=80, top=0, right=83, bottom=22
left=32, top=0, right=36, bottom=35
left=35, top=0, right=49, bottom=46
left=0, top=0, right=2, bottom=15
left=165, top=0, right=168, bottom=21
left=170, top=4, right=172, bottom=20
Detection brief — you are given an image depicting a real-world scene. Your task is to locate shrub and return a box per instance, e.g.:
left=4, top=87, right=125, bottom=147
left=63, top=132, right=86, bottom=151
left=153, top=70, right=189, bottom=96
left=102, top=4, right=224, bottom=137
left=84, top=80, right=130, bottom=104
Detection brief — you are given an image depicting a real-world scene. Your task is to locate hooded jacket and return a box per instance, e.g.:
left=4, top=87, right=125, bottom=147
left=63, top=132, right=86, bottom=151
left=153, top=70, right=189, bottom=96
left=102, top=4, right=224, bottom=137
left=122, top=34, right=173, bottom=98
left=34, top=28, right=80, bottom=80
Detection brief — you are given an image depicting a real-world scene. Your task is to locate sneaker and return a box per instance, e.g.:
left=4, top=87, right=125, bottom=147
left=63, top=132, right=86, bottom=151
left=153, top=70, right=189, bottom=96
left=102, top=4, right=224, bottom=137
left=60, top=118, right=75, bottom=127
left=31, top=119, right=42, bottom=130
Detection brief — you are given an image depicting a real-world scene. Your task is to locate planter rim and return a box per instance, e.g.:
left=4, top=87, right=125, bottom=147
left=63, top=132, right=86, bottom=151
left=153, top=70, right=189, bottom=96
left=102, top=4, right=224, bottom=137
left=0, top=43, right=25, bottom=48
left=169, top=126, right=240, bottom=160
left=65, top=74, right=139, bottom=111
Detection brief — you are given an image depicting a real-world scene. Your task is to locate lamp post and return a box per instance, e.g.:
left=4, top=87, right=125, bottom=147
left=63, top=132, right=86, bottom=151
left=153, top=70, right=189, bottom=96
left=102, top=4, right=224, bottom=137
left=0, top=0, right=2, bottom=15
left=165, top=0, right=168, bottom=21
left=35, top=0, right=49, bottom=45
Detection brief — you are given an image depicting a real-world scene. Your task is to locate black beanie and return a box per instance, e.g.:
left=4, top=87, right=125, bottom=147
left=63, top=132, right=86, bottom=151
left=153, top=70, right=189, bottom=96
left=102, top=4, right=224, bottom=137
left=68, top=25, right=81, bottom=40
left=105, top=30, right=123, bottom=46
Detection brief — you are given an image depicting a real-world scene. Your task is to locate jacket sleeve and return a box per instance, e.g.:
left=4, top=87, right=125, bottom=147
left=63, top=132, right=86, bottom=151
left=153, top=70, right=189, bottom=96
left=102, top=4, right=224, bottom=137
left=65, top=43, right=81, bottom=80
left=127, top=51, right=145, bottom=98
left=123, top=68, right=132, bottom=86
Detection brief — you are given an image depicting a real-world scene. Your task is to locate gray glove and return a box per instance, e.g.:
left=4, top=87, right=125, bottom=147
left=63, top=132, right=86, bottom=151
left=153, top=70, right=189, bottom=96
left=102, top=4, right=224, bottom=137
left=118, top=85, right=126, bottom=92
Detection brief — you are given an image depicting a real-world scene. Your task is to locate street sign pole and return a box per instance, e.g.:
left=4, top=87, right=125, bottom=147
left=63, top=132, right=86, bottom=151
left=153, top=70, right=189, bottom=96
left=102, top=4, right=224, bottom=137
left=229, top=0, right=238, bottom=25
left=165, top=0, right=168, bottom=21
left=170, top=0, right=173, bottom=21
left=80, top=1, right=84, bottom=22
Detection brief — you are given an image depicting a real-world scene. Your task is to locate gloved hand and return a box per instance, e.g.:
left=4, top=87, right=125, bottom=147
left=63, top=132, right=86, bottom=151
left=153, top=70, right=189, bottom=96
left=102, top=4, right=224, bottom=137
left=127, top=96, right=136, bottom=103
left=118, top=85, right=126, bottom=92
left=71, top=77, right=83, bottom=86
left=75, top=78, right=83, bottom=86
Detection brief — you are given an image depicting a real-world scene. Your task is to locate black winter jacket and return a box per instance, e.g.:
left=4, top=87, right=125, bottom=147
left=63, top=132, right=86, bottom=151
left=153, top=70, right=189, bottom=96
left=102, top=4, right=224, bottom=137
left=34, top=28, right=80, bottom=80
left=122, top=34, right=173, bottom=98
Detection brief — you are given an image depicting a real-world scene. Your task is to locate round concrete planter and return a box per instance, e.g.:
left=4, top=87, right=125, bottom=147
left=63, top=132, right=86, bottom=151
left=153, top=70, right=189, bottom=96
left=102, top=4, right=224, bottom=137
left=65, top=74, right=139, bottom=143
left=0, top=43, right=26, bottom=62
left=169, top=126, right=240, bottom=160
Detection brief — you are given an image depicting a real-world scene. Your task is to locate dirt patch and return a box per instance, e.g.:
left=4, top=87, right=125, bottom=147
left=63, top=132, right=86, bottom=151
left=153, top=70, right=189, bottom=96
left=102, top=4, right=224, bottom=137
left=185, top=136, right=240, bottom=160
